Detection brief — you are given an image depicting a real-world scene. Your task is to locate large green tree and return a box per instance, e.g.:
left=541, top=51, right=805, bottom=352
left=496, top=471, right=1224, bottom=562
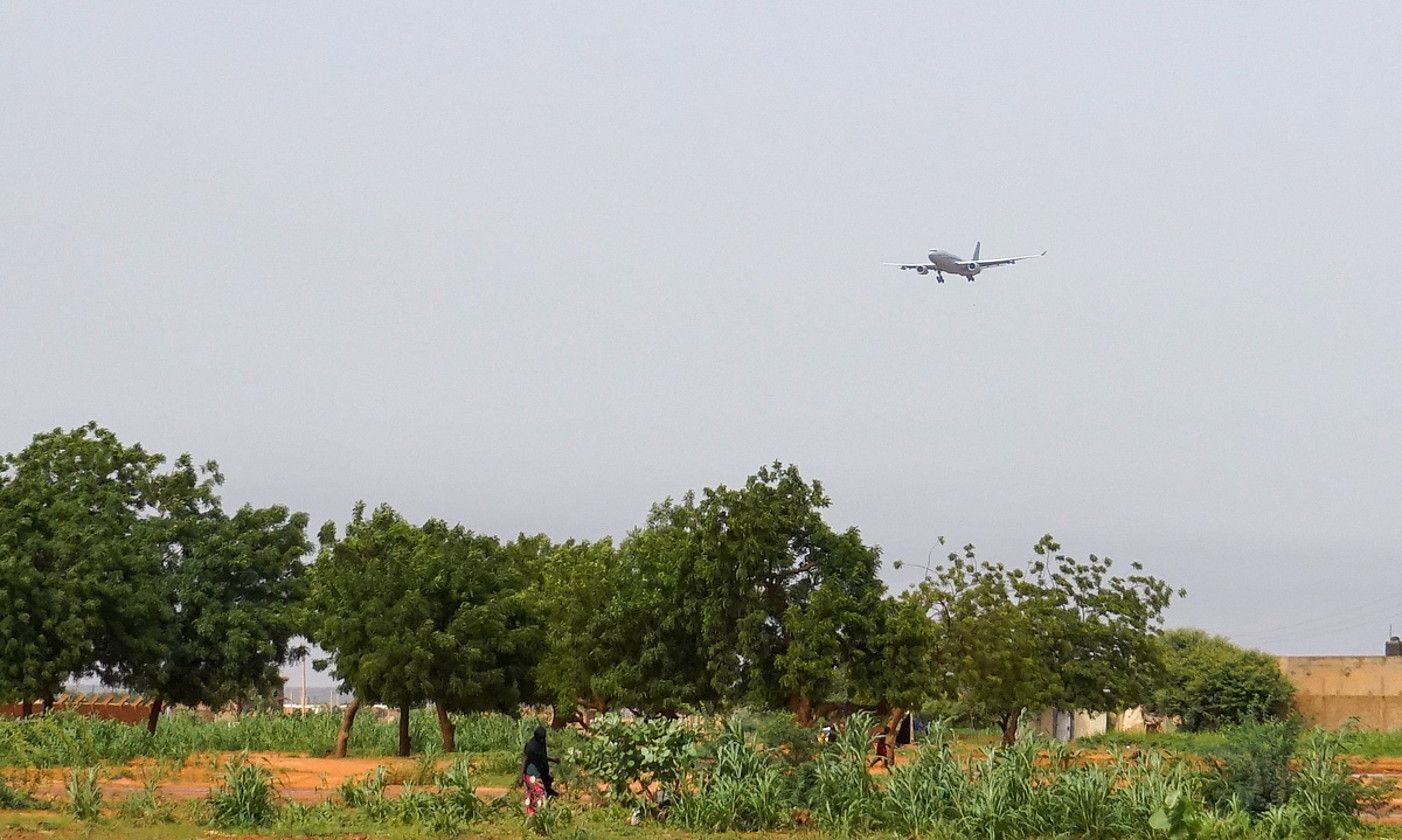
left=534, top=463, right=919, bottom=721
left=1146, top=628, right=1293, bottom=731
left=921, top=535, right=1176, bottom=743
left=118, top=454, right=311, bottom=732
left=308, top=504, right=538, bottom=755
left=0, top=424, right=166, bottom=713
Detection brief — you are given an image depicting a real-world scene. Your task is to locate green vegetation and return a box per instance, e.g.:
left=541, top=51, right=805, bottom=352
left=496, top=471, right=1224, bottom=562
left=4, top=421, right=1371, bottom=840
left=0, top=709, right=542, bottom=768
left=1147, top=628, right=1295, bottom=731
left=0, top=424, right=309, bottom=731
left=308, top=504, right=542, bottom=755
left=916, top=535, right=1176, bottom=744
left=0, top=721, right=1395, bottom=839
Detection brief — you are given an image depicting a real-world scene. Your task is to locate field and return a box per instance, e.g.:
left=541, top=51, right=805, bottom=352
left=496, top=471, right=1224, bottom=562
left=4, top=711, right=1402, bottom=839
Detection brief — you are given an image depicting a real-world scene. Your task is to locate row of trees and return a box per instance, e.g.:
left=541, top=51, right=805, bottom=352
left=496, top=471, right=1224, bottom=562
left=1, top=423, right=1279, bottom=753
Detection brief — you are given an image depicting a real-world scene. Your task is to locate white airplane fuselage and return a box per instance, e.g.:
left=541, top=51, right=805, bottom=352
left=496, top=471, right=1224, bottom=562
left=927, top=250, right=978, bottom=278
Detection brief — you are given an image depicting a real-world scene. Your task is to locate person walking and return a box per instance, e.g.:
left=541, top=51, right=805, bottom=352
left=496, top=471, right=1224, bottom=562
left=521, top=725, right=558, bottom=814
left=868, top=724, right=894, bottom=771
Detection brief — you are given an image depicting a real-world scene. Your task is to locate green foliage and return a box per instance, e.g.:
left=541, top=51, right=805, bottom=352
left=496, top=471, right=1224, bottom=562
left=0, top=424, right=310, bottom=725
left=126, top=466, right=312, bottom=721
left=806, top=711, right=881, bottom=832
left=0, top=709, right=538, bottom=768
left=1279, top=729, right=1375, bottom=839
left=307, top=504, right=539, bottom=741
left=0, top=424, right=168, bottom=704
left=0, top=775, right=34, bottom=809
left=732, top=709, right=821, bottom=766
left=918, top=535, right=1176, bottom=742
left=672, top=720, right=795, bottom=831
left=64, top=766, right=102, bottom=821
left=206, top=752, right=277, bottom=828
left=1149, top=788, right=1208, bottom=839
left=1207, top=719, right=1300, bottom=815
left=535, top=464, right=925, bottom=715
left=567, top=714, right=699, bottom=806
left=1149, top=628, right=1295, bottom=732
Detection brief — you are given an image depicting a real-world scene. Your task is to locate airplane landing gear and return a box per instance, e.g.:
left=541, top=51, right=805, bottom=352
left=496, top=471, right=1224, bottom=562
left=936, top=272, right=945, bottom=283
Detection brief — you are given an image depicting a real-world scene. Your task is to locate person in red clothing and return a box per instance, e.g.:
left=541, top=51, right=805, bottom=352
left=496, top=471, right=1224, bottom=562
left=868, top=724, right=893, bottom=770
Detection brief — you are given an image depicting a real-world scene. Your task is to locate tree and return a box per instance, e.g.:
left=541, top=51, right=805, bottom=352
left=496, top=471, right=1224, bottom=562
left=0, top=424, right=166, bottom=713
left=1146, top=628, right=1293, bottom=731
left=308, top=504, right=538, bottom=755
left=118, top=454, right=311, bottom=732
left=533, top=463, right=911, bottom=722
left=921, top=535, right=1176, bottom=744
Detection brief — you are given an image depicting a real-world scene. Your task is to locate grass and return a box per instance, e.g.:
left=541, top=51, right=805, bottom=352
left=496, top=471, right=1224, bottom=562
left=0, top=708, right=546, bottom=768
left=7, top=710, right=1402, bottom=839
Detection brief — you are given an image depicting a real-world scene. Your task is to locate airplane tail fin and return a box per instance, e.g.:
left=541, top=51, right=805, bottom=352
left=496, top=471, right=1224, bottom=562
left=972, top=241, right=981, bottom=261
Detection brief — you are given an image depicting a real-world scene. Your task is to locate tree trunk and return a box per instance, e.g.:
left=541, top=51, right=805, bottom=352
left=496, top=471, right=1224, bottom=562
left=41, top=696, right=55, bottom=715
left=1000, top=709, right=1022, bottom=746
left=146, top=697, right=164, bottom=735
left=436, top=703, right=456, bottom=753
left=334, top=697, right=361, bottom=759
left=789, top=695, right=815, bottom=725
left=397, top=702, right=412, bottom=757
left=884, top=707, right=906, bottom=757
left=19, top=700, right=32, bottom=718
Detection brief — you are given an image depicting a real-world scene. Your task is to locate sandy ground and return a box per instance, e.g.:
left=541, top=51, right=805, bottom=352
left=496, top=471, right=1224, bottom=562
left=14, top=752, right=511, bottom=804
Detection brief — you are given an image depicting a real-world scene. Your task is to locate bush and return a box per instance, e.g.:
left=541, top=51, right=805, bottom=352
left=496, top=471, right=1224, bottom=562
left=1207, top=720, right=1299, bottom=815
left=207, top=752, right=278, bottom=828
left=567, top=714, right=698, bottom=806
left=1150, top=629, right=1294, bottom=731
left=0, top=775, right=35, bottom=810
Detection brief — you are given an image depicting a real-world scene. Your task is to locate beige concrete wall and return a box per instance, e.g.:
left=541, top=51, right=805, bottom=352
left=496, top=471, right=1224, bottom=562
left=1278, top=656, right=1402, bottom=730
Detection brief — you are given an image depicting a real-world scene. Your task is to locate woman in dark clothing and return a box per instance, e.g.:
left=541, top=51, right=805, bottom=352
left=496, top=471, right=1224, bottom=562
left=521, top=725, right=557, bottom=813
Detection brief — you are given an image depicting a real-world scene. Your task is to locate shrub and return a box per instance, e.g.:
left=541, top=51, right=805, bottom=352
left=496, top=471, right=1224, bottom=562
left=207, top=752, right=278, bottom=828
left=0, top=775, right=34, bottom=810
left=1149, top=629, right=1294, bottom=731
left=567, top=714, right=698, bottom=806
left=1207, top=720, right=1299, bottom=815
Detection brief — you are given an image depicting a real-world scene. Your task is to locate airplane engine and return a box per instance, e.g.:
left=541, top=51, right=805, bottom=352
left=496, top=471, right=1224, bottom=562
left=916, top=266, right=928, bottom=275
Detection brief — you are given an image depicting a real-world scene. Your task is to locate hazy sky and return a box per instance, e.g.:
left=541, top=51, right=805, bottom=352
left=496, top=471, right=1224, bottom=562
left=4, top=3, right=1401, bottom=664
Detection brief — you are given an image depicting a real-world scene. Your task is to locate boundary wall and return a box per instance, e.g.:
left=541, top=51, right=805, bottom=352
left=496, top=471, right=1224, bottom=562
left=1277, top=655, right=1402, bottom=730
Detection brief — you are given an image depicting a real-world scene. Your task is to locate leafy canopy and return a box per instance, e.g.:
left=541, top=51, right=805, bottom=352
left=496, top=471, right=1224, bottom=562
left=308, top=503, right=538, bottom=713
left=1147, top=627, right=1294, bottom=731
left=919, top=535, right=1177, bottom=741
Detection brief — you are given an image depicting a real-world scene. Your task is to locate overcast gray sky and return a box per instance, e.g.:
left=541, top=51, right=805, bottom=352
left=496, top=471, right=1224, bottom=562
left=4, top=3, right=1401, bottom=665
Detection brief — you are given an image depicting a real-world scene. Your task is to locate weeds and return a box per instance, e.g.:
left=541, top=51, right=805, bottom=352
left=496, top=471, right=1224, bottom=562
left=206, top=751, right=277, bottom=828
left=0, top=774, right=35, bottom=810
left=64, top=766, right=102, bottom=821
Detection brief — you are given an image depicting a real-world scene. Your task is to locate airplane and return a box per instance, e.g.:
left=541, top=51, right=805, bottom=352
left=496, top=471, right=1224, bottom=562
left=885, top=242, right=1046, bottom=283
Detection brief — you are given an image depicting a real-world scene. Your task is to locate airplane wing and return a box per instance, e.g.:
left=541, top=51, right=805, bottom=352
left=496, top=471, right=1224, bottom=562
left=883, top=262, right=933, bottom=271
left=964, top=251, right=1047, bottom=269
